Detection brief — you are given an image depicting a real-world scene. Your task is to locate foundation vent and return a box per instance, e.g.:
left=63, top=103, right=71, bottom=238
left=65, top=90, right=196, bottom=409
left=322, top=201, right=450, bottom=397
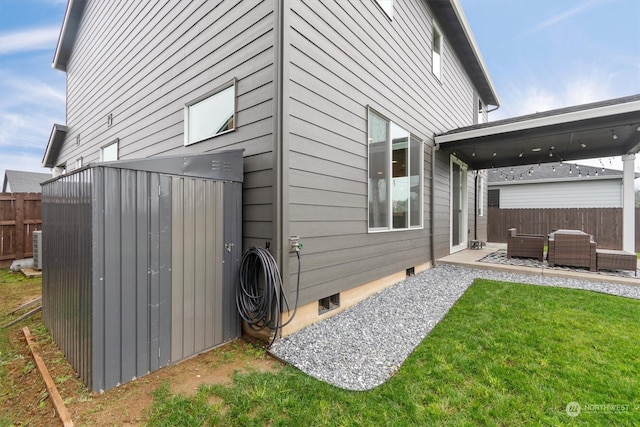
left=318, top=293, right=340, bottom=315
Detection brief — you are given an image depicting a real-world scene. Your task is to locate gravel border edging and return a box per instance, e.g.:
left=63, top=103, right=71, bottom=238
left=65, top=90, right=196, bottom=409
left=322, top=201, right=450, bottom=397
left=269, top=264, right=640, bottom=391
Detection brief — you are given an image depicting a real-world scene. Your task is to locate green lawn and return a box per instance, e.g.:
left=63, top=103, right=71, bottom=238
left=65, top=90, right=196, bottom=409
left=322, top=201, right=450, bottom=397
left=0, top=269, right=43, bottom=426
left=148, top=279, right=640, bottom=426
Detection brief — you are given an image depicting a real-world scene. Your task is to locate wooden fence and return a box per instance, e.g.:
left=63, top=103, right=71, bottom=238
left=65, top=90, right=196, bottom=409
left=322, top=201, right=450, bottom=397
left=0, top=193, right=42, bottom=266
left=488, top=207, right=640, bottom=251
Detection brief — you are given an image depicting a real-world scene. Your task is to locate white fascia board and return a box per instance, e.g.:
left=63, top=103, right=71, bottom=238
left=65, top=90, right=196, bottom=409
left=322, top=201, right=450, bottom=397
left=52, top=0, right=75, bottom=71
left=436, top=99, right=640, bottom=144
left=450, top=0, right=500, bottom=107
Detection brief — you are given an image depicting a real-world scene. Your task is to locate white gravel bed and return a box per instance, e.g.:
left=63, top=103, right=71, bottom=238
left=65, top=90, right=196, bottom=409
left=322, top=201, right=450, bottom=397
left=269, top=264, right=640, bottom=391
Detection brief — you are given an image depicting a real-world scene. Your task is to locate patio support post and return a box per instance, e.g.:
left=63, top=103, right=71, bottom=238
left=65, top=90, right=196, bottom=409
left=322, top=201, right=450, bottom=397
left=622, top=153, right=636, bottom=253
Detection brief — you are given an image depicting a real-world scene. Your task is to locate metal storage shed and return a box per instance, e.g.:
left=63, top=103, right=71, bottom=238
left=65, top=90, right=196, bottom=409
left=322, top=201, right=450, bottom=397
left=41, top=150, right=243, bottom=392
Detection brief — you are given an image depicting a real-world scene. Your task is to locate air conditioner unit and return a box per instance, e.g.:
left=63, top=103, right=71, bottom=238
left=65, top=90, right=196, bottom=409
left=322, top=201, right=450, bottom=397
left=33, top=230, right=42, bottom=270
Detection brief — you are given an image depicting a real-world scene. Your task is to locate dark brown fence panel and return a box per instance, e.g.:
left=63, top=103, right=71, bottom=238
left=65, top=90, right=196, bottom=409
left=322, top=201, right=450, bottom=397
left=0, top=193, right=42, bottom=264
left=488, top=207, right=635, bottom=251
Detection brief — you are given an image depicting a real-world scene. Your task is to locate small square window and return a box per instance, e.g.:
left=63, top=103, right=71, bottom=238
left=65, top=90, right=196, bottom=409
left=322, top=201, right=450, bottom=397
left=375, top=0, right=393, bottom=19
left=488, top=189, right=500, bottom=207
left=101, top=139, right=119, bottom=162
left=432, top=22, right=443, bottom=80
left=185, top=80, right=236, bottom=146
left=76, top=157, right=83, bottom=169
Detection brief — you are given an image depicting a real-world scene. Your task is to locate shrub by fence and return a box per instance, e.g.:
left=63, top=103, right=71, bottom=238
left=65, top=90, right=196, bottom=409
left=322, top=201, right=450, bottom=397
left=0, top=193, right=42, bottom=265
left=488, top=207, right=639, bottom=251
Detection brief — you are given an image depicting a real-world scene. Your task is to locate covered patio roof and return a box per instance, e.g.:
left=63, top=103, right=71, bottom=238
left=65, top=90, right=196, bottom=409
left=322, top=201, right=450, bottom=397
left=435, top=94, right=640, bottom=170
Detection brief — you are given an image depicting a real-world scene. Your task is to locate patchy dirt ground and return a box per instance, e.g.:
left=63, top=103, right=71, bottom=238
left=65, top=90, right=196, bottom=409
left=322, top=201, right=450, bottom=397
left=10, top=329, right=280, bottom=426
left=2, top=296, right=282, bottom=426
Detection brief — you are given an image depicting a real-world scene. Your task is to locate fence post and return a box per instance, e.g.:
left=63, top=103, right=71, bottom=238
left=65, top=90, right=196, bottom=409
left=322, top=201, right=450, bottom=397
left=15, top=193, right=25, bottom=260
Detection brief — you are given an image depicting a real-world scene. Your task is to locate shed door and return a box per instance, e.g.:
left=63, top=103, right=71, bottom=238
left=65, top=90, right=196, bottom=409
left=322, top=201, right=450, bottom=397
left=170, top=178, right=236, bottom=362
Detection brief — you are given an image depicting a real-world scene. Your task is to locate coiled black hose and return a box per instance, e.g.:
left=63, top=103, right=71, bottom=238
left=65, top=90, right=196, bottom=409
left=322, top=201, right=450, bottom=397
left=236, top=246, right=300, bottom=347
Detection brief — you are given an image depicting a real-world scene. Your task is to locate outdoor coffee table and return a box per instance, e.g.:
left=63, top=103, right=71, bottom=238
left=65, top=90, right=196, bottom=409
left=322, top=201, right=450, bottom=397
left=596, top=249, right=637, bottom=276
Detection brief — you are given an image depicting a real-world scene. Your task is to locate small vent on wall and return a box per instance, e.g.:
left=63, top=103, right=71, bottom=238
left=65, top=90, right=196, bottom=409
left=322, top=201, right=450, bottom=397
left=406, top=267, right=415, bottom=277
left=318, top=293, right=340, bottom=315
left=211, top=160, right=232, bottom=172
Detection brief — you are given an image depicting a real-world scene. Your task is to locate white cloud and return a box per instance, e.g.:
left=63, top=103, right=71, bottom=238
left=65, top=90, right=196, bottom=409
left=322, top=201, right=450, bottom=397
left=492, top=66, right=617, bottom=119
left=521, top=0, right=601, bottom=37
left=0, top=109, right=59, bottom=149
left=0, top=73, right=66, bottom=110
left=0, top=70, right=65, bottom=151
left=0, top=26, right=60, bottom=55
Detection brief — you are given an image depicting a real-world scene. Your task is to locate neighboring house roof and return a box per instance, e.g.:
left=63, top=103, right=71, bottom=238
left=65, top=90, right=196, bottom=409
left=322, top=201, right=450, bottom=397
left=487, top=163, right=629, bottom=185
left=51, top=0, right=499, bottom=107
left=2, top=170, right=51, bottom=193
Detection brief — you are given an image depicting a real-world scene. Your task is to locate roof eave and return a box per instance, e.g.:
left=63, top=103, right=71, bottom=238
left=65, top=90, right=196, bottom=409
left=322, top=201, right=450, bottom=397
left=449, top=0, right=500, bottom=108
left=435, top=99, right=640, bottom=145
left=42, top=124, right=68, bottom=168
left=52, top=0, right=86, bottom=72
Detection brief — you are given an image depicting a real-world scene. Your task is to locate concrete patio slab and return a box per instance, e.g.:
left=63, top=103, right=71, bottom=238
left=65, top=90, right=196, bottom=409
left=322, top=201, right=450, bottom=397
left=438, top=242, right=639, bottom=287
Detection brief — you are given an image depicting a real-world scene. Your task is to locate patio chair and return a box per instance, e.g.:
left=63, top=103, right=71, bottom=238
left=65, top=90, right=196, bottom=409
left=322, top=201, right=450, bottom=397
left=547, top=230, right=596, bottom=272
left=506, top=228, right=545, bottom=261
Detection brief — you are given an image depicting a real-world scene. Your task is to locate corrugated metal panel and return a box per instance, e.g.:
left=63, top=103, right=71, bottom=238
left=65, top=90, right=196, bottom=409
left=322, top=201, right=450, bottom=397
left=42, top=152, right=242, bottom=392
left=170, top=177, right=240, bottom=363
left=223, top=181, right=242, bottom=341
left=42, top=168, right=93, bottom=389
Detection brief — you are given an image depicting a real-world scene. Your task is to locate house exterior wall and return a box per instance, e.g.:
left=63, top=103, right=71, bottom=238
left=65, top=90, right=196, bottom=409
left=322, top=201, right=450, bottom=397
left=55, top=0, right=277, bottom=249
left=49, top=0, right=490, bottom=330
left=285, top=0, right=479, bottom=304
left=490, top=179, right=623, bottom=208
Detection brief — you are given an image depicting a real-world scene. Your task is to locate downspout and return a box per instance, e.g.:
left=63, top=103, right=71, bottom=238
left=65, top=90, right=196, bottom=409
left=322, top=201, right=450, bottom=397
left=273, top=0, right=286, bottom=278
left=274, top=0, right=291, bottom=336
left=431, top=142, right=436, bottom=267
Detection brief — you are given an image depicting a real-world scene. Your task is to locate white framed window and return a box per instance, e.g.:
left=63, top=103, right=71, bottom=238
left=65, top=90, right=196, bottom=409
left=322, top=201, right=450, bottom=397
left=375, top=0, right=393, bottom=19
left=76, top=157, right=83, bottom=169
left=432, top=22, right=443, bottom=81
left=101, top=139, right=119, bottom=162
left=185, top=79, right=236, bottom=146
left=368, top=108, right=423, bottom=231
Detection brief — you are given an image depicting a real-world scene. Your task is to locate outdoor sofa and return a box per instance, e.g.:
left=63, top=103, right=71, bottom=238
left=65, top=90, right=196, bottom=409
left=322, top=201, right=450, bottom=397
left=547, top=230, right=596, bottom=272
left=506, top=228, right=545, bottom=261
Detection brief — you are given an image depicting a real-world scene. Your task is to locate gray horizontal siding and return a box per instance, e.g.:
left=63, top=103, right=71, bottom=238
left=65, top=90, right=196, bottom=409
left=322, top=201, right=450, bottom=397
left=57, top=0, right=277, bottom=251
left=433, top=150, right=452, bottom=260
left=285, top=0, right=478, bottom=305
